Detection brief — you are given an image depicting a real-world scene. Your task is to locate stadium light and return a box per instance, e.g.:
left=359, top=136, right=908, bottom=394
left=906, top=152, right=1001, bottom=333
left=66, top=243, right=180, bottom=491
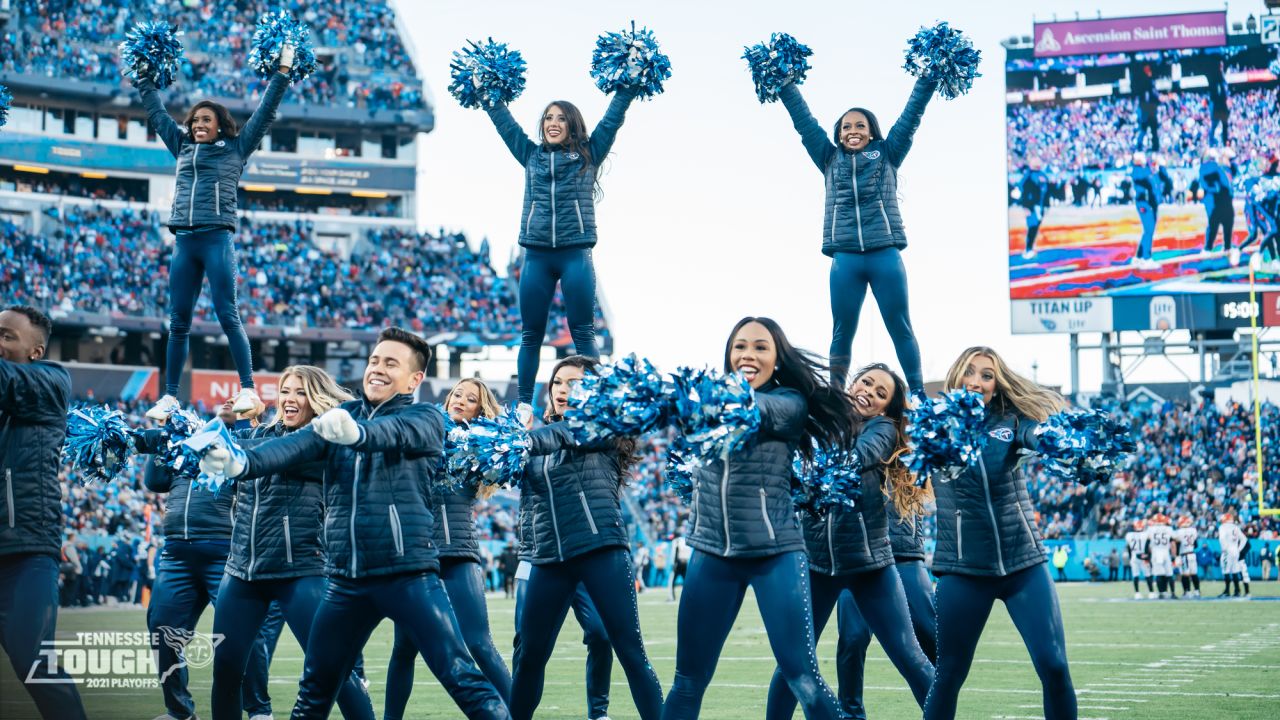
left=295, top=187, right=332, bottom=195
left=242, top=183, right=276, bottom=192
left=13, top=164, right=49, bottom=174
left=80, top=172, right=107, bottom=179
left=351, top=190, right=388, bottom=198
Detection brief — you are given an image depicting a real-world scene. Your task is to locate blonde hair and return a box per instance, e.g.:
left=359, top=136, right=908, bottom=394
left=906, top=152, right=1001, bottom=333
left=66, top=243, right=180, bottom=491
left=447, top=378, right=502, bottom=499
left=942, top=346, right=1065, bottom=422
left=270, top=365, right=355, bottom=428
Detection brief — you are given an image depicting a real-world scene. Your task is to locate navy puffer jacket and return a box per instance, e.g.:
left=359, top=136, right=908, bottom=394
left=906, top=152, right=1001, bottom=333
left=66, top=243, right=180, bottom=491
left=931, top=411, right=1048, bottom=578
left=0, top=360, right=71, bottom=559
left=887, top=500, right=927, bottom=562
left=779, top=78, right=936, bottom=256
left=137, top=72, right=289, bottom=232
left=687, top=385, right=807, bottom=559
left=140, top=430, right=234, bottom=542
left=519, top=423, right=627, bottom=564
left=801, top=416, right=897, bottom=575
left=240, top=394, right=446, bottom=579
left=486, top=90, right=636, bottom=250
left=431, top=484, right=482, bottom=564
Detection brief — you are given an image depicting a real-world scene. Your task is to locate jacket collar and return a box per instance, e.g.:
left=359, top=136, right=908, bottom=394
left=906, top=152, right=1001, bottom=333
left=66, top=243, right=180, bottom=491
left=362, top=392, right=414, bottom=416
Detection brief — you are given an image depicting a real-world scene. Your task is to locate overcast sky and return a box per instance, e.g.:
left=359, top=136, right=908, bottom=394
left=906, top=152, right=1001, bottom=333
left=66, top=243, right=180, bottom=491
left=397, top=0, right=1261, bottom=392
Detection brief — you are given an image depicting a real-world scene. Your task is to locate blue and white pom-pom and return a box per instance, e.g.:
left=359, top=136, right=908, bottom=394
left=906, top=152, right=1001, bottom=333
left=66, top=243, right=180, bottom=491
left=1030, top=408, right=1134, bottom=485
left=119, top=21, right=185, bottom=89
left=1270, top=56, right=1280, bottom=78
left=905, top=389, right=987, bottom=483
left=742, top=32, right=813, bottom=104
left=445, top=412, right=530, bottom=490
left=903, top=21, right=981, bottom=100
left=62, top=406, right=138, bottom=484
left=249, top=10, right=317, bottom=82
left=0, top=84, right=11, bottom=128
left=591, top=22, right=672, bottom=99
left=669, top=367, right=760, bottom=459
left=663, top=435, right=700, bottom=505
left=791, top=444, right=864, bottom=517
left=180, top=419, right=247, bottom=494
left=449, top=39, right=527, bottom=110
left=155, top=409, right=205, bottom=482
left=565, top=354, right=671, bottom=443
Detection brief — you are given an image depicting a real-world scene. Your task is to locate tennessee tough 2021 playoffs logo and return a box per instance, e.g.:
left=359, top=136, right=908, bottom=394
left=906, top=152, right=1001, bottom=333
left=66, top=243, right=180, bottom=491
left=25, top=628, right=224, bottom=689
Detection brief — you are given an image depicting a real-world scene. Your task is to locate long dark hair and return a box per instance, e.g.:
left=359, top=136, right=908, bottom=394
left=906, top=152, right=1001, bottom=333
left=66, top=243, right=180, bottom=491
left=830, top=107, right=883, bottom=150
left=544, top=355, right=638, bottom=483
left=537, top=100, right=599, bottom=180
left=722, top=317, right=857, bottom=459
left=849, top=363, right=930, bottom=520
left=183, top=100, right=239, bottom=140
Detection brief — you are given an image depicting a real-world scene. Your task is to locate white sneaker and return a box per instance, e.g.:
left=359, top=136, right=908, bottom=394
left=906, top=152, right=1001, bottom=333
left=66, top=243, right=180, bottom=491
left=1229, top=248, right=1241, bottom=266
left=1023, top=249, right=1037, bottom=259
left=146, top=395, right=180, bottom=420
left=249, top=715, right=273, bottom=720
left=1148, top=591, right=1157, bottom=599
left=1134, top=592, right=1142, bottom=599
left=231, top=387, right=262, bottom=414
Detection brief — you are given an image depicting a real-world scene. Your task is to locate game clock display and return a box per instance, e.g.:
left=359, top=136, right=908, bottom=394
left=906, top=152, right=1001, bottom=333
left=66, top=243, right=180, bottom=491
left=1216, top=295, right=1262, bottom=327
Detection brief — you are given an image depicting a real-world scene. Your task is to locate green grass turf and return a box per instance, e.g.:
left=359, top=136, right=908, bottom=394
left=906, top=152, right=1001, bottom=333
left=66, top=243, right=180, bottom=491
left=3, top=580, right=1278, bottom=719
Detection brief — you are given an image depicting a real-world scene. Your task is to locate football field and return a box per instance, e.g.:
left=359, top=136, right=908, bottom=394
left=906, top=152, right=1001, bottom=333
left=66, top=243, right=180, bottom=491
left=3, top=581, right=1277, bottom=719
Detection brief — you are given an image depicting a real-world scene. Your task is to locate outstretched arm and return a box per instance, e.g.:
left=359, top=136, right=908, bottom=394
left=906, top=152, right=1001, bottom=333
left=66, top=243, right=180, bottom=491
left=588, top=88, right=637, bottom=160
left=882, top=77, right=938, bottom=166
left=238, top=72, right=291, bottom=158
left=0, top=359, right=69, bottom=424
left=854, top=416, right=898, bottom=469
left=486, top=103, right=538, bottom=165
left=757, top=387, right=807, bottom=443
left=134, top=78, right=186, bottom=158
left=778, top=83, right=836, bottom=170
left=352, top=404, right=446, bottom=455
left=241, top=429, right=328, bottom=480
left=528, top=423, right=614, bottom=456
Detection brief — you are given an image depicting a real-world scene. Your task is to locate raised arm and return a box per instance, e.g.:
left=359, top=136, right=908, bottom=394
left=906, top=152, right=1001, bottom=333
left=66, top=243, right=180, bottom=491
left=134, top=78, right=186, bottom=158
left=757, top=387, right=807, bottom=443
left=778, top=83, right=836, bottom=170
left=237, top=72, right=291, bottom=158
left=528, top=423, right=614, bottom=456
left=882, top=77, right=938, bottom=167
left=854, top=415, right=898, bottom=470
left=0, top=359, right=69, bottom=423
left=588, top=88, right=637, bottom=160
left=486, top=103, right=538, bottom=165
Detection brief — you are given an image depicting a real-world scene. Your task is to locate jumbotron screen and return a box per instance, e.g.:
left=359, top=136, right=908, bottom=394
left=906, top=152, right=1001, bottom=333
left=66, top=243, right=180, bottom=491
left=1004, top=11, right=1280, bottom=333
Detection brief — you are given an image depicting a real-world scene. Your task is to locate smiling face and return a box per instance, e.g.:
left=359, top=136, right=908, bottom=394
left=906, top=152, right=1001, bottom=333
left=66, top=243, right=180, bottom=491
left=278, top=373, right=315, bottom=428
left=548, top=364, right=586, bottom=418
left=446, top=381, right=483, bottom=423
left=850, top=368, right=896, bottom=418
left=961, top=354, right=998, bottom=405
left=542, top=104, right=568, bottom=146
left=729, top=321, right=777, bottom=389
left=363, top=340, right=424, bottom=405
left=839, top=110, right=872, bottom=151
left=189, top=107, right=219, bottom=143
left=0, top=310, right=43, bottom=363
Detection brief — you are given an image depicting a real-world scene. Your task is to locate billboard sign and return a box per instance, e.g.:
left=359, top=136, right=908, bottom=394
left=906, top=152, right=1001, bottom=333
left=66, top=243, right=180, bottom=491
left=1033, top=12, right=1227, bottom=57
left=1011, top=298, right=1113, bottom=334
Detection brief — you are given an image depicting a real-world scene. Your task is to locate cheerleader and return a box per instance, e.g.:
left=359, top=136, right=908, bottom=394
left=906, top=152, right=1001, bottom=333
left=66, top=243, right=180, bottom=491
left=383, top=378, right=513, bottom=718
left=204, top=366, right=374, bottom=720
left=1131, top=151, right=1162, bottom=270
left=135, top=43, right=297, bottom=421
left=509, top=356, right=663, bottom=720
left=765, top=363, right=934, bottom=718
left=485, top=89, right=638, bottom=418
left=923, top=347, right=1076, bottom=720
left=776, top=74, right=939, bottom=389
left=662, top=317, right=856, bottom=720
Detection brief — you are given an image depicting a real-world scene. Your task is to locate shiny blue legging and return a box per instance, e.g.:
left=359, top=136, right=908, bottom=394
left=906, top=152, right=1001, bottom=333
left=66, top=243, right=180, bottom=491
left=514, top=575, right=612, bottom=718
left=828, top=248, right=922, bottom=390
left=663, top=550, right=840, bottom=720
left=765, top=564, right=934, bottom=719
left=165, top=227, right=255, bottom=396
left=511, top=547, right=662, bottom=720
left=1136, top=204, right=1158, bottom=260
left=210, top=574, right=373, bottom=720
left=384, top=559, right=512, bottom=719
left=924, top=563, right=1075, bottom=720
left=517, top=247, right=597, bottom=404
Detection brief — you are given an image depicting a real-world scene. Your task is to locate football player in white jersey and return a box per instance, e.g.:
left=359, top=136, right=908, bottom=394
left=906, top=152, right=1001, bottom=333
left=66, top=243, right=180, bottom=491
left=1174, top=516, right=1200, bottom=598
left=1124, top=519, right=1153, bottom=599
left=1146, top=513, right=1176, bottom=599
left=1217, top=513, right=1249, bottom=598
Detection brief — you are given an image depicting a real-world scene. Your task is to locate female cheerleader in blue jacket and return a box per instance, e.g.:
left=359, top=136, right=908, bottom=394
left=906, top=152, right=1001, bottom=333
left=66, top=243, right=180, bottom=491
left=510, top=355, right=664, bottom=720
left=383, top=378, right=513, bottom=718
left=775, top=76, right=938, bottom=390
left=135, top=44, right=297, bottom=421
left=924, top=347, right=1076, bottom=720
left=485, top=90, right=638, bottom=417
left=662, top=317, right=857, bottom=720
left=765, top=363, right=934, bottom=718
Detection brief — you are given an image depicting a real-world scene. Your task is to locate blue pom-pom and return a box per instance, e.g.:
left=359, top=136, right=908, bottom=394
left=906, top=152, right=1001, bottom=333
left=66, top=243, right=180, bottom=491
left=905, top=389, right=987, bottom=483
left=445, top=412, right=530, bottom=490
left=791, top=443, right=863, bottom=517
left=663, top=435, right=700, bottom=505
left=903, top=21, right=981, bottom=100
left=155, top=409, right=204, bottom=482
left=565, top=354, right=671, bottom=443
left=62, top=406, right=138, bottom=484
left=1270, top=57, right=1280, bottom=77
left=742, top=32, right=813, bottom=104
left=180, top=418, right=247, bottom=494
left=0, top=84, right=11, bottom=128
left=669, top=368, right=760, bottom=459
left=449, top=39, right=527, bottom=110
left=1030, top=408, right=1134, bottom=485
left=249, top=10, right=317, bottom=82
left=119, top=21, right=185, bottom=89
left=591, top=22, right=672, bottom=99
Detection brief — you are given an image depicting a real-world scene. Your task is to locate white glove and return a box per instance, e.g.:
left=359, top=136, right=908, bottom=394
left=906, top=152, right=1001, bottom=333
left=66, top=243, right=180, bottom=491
left=279, top=42, right=296, bottom=71
left=515, top=402, right=535, bottom=431
left=312, top=408, right=363, bottom=445
left=200, top=447, right=245, bottom=479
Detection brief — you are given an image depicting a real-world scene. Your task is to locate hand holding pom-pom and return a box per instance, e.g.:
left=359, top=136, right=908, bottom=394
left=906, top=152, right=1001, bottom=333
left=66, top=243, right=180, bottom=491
left=249, top=11, right=316, bottom=82
left=445, top=412, right=531, bottom=490
left=1030, top=408, right=1134, bottom=485
left=669, top=367, right=761, bottom=459
left=903, top=21, right=981, bottom=100
left=742, top=32, right=813, bottom=104
left=904, top=389, right=987, bottom=483
left=62, top=406, right=138, bottom=484
left=449, top=39, right=527, bottom=110
left=120, top=21, right=185, bottom=89
left=792, top=443, right=863, bottom=517
left=591, top=22, right=672, bottom=99
left=181, top=419, right=249, bottom=493
left=565, top=354, right=671, bottom=444
left=312, top=408, right=362, bottom=445
left=279, top=42, right=296, bottom=72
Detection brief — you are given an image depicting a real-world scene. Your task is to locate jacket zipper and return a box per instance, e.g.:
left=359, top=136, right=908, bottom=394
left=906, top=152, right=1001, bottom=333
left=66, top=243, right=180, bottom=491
left=550, top=152, right=558, bottom=247
left=827, top=512, right=836, bottom=574
left=189, top=143, right=200, bottom=222
left=691, top=487, right=701, bottom=536
left=574, top=199, right=585, bottom=234
left=441, top=506, right=451, bottom=546
left=579, top=491, right=599, bottom=535
left=531, top=510, right=540, bottom=556
left=857, top=513, right=871, bottom=556
left=526, top=201, right=537, bottom=235
left=851, top=153, right=865, bottom=251
left=544, top=458, right=564, bottom=560
left=388, top=505, right=405, bottom=556
left=5, top=469, right=13, bottom=528
left=283, top=515, right=293, bottom=564
left=977, top=456, right=1006, bottom=574
left=350, top=401, right=386, bottom=577
left=878, top=198, right=892, bottom=237
left=183, top=483, right=192, bottom=540
left=759, top=488, right=776, bottom=541
left=249, top=479, right=260, bottom=579
left=956, top=510, right=964, bottom=560
left=215, top=182, right=221, bottom=217
left=720, top=459, right=731, bottom=555
left=830, top=207, right=838, bottom=246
